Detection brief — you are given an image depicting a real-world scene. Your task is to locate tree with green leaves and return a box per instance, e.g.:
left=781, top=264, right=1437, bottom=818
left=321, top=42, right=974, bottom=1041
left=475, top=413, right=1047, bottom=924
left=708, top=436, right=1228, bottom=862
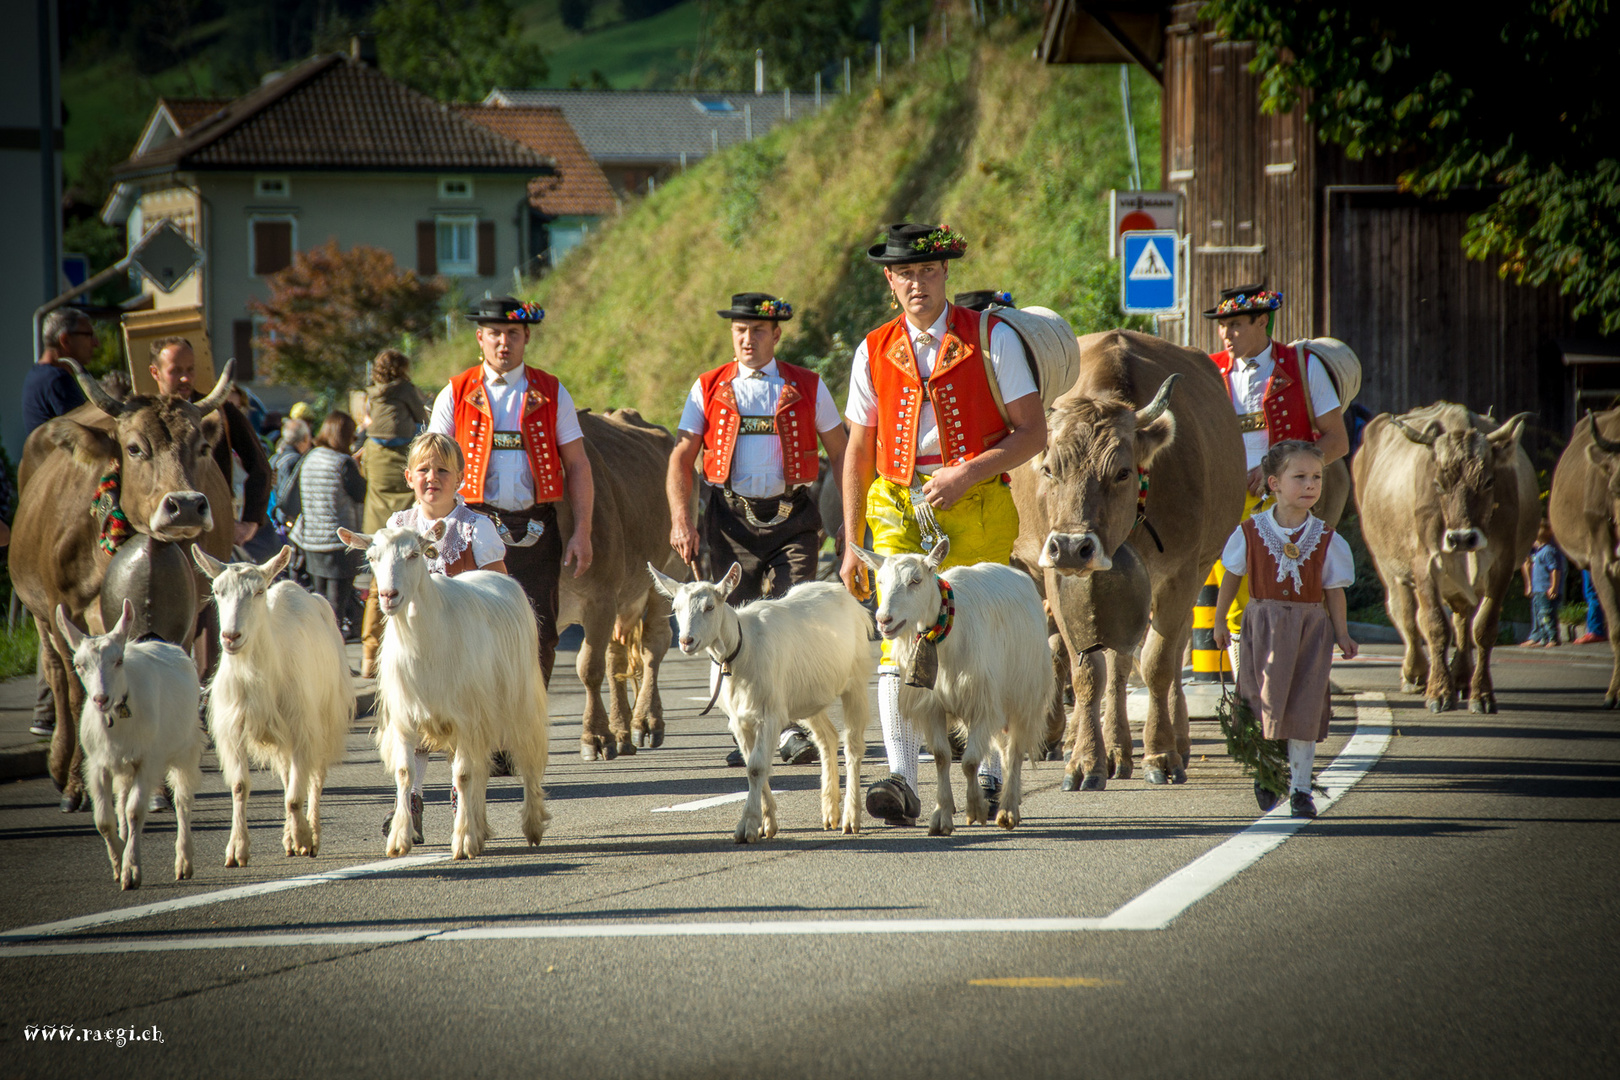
left=251, top=241, right=445, bottom=401
left=1205, top=0, right=1618, bottom=333
left=689, top=0, right=862, bottom=91
left=373, top=0, right=547, bottom=102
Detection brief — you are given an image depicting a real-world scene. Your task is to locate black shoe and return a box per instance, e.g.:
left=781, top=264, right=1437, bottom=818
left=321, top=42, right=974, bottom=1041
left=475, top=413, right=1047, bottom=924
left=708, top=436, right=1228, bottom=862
left=490, top=750, right=514, bottom=777
left=978, top=774, right=1002, bottom=817
left=29, top=719, right=54, bottom=737
left=779, top=729, right=819, bottom=765
left=1254, top=782, right=1280, bottom=813
left=865, top=773, right=921, bottom=825
left=383, top=793, right=426, bottom=843
left=1289, top=791, right=1318, bottom=819
left=725, top=747, right=745, bottom=767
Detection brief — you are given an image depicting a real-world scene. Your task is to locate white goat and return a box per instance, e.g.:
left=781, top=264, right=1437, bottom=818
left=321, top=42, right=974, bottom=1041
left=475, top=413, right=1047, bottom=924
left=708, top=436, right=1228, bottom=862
left=852, top=539, right=1052, bottom=834
left=339, top=523, right=549, bottom=860
left=55, top=599, right=203, bottom=890
left=192, top=546, right=354, bottom=865
left=650, top=562, right=876, bottom=843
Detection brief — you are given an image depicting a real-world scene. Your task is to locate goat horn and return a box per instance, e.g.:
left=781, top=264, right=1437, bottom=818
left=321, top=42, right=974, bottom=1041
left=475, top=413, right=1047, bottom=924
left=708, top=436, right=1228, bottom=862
left=1390, top=416, right=1437, bottom=446
left=64, top=358, right=130, bottom=418
left=1135, top=373, right=1181, bottom=427
left=192, top=359, right=236, bottom=417
left=1590, top=411, right=1620, bottom=455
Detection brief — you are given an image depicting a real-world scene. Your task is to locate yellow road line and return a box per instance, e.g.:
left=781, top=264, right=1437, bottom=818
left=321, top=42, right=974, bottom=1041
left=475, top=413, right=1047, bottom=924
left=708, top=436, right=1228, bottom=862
left=969, top=977, right=1122, bottom=988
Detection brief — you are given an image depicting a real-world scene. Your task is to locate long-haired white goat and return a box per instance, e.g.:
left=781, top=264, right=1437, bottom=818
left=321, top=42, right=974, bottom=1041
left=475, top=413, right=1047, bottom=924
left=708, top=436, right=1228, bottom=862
left=55, top=599, right=203, bottom=889
left=340, top=523, right=549, bottom=860
left=192, top=546, right=354, bottom=865
left=852, top=539, right=1052, bottom=834
left=650, top=561, right=876, bottom=843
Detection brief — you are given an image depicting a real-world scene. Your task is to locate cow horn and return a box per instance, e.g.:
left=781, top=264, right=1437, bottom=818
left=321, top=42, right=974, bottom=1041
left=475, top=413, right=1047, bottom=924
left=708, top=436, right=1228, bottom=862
left=1487, top=410, right=1535, bottom=447
left=192, top=359, right=236, bottom=417
left=63, top=358, right=130, bottom=418
left=1135, top=373, right=1181, bottom=426
left=1390, top=416, right=1437, bottom=446
left=1589, top=411, right=1620, bottom=455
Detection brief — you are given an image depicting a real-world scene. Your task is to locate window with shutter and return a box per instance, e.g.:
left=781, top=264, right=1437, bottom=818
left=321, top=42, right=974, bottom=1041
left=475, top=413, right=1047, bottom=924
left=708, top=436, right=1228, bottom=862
left=434, top=215, right=477, bottom=276
left=416, top=221, right=437, bottom=275
left=477, top=221, right=496, bottom=277
left=251, top=219, right=294, bottom=276
left=233, top=320, right=255, bottom=382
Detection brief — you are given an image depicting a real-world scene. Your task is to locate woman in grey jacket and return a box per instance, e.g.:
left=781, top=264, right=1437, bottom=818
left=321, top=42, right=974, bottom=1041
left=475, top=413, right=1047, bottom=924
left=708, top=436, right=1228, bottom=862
left=289, top=410, right=367, bottom=635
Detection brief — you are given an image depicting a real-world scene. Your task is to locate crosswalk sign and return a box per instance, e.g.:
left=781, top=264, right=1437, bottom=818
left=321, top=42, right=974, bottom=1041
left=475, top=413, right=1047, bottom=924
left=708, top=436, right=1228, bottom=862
left=1121, top=230, right=1178, bottom=314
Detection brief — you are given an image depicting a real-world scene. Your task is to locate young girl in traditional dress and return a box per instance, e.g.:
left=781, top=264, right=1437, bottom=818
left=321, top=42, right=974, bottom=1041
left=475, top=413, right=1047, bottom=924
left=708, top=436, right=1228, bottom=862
left=1213, top=440, right=1358, bottom=818
left=381, top=432, right=507, bottom=842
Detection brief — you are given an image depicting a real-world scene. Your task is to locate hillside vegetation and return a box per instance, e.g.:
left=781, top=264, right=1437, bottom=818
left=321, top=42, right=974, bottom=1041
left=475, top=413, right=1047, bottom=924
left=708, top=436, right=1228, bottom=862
left=417, top=23, right=1160, bottom=428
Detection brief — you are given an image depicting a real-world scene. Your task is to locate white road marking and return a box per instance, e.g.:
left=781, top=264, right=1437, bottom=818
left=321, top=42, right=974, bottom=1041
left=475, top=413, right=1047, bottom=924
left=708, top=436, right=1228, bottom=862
left=0, top=855, right=448, bottom=941
left=0, top=696, right=1391, bottom=954
left=649, top=791, right=750, bottom=812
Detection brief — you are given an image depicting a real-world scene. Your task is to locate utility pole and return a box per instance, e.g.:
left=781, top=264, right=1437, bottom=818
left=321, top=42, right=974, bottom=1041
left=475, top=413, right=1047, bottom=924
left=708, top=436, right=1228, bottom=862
left=844, top=56, right=851, bottom=95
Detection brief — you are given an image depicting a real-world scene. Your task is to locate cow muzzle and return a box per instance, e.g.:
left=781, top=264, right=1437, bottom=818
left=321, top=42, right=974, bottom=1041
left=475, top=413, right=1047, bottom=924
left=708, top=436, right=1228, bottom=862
left=1038, top=531, right=1113, bottom=574
left=1442, top=528, right=1487, bottom=553
left=148, top=491, right=213, bottom=537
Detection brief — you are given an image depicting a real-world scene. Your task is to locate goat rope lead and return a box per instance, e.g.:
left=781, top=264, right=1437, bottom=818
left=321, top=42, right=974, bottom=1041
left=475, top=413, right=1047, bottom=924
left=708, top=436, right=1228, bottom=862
left=699, top=607, right=744, bottom=717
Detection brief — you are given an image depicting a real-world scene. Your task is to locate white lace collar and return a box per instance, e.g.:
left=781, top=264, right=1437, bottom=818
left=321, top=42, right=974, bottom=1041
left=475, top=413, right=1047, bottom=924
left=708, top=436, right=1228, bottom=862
left=1253, top=508, right=1323, bottom=592
left=398, top=497, right=478, bottom=575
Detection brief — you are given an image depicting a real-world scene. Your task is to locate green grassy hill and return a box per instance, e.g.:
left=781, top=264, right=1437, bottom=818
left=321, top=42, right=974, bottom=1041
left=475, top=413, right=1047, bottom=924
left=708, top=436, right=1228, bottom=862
left=521, top=0, right=703, bottom=88
left=417, top=22, right=1161, bottom=430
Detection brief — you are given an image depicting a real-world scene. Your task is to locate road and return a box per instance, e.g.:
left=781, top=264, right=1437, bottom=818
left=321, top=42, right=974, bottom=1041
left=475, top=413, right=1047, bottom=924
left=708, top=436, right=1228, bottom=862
left=2, top=638, right=1617, bottom=1079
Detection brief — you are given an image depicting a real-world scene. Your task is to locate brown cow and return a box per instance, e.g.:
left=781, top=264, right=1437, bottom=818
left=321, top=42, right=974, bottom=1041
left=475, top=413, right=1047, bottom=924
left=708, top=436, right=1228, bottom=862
left=1547, top=410, right=1620, bottom=705
left=1012, top=330, right=1247, bottom=787
left=558, top=408, right=685, bottom=759
left=1354, top=403, right=1537, bottom=713
left=12, top=362, right=236, bottom=810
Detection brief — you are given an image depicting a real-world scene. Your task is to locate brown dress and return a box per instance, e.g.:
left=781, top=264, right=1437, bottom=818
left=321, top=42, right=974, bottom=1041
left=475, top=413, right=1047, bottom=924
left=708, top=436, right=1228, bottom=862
left=1236, top=516, right=1335, bottom=742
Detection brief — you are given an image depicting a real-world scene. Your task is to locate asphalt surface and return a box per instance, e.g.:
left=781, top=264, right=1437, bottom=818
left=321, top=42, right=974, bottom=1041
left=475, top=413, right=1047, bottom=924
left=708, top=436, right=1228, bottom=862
left=2, top=638, right=1617, bottom=1079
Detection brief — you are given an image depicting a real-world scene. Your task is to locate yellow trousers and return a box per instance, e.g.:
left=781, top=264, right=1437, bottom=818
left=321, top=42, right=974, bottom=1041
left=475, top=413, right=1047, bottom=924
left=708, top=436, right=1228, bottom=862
left=866, top=473, right=1020, bottom=664
left=1215, top=488, right=1273, bottom=635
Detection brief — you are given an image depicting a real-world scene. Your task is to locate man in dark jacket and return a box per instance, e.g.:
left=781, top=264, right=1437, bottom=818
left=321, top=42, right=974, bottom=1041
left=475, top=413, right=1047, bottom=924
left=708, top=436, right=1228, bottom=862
left=23, top=308, right=93, bottom=435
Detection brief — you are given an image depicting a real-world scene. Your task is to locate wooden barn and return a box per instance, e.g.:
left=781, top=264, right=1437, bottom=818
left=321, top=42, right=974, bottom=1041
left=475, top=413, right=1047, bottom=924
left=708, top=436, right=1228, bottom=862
left=1038, top=0, right=1615, bottom=445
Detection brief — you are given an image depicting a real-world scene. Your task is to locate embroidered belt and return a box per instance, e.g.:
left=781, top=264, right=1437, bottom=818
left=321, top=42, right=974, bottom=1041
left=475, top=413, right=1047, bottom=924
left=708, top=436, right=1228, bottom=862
left=1236, top=411, right=1266, bottom=434
left=719, top=486, right=806, bottom=529
left=491, top=430, right=524, bottom=450
left=737, top=415, right=776, bottom=436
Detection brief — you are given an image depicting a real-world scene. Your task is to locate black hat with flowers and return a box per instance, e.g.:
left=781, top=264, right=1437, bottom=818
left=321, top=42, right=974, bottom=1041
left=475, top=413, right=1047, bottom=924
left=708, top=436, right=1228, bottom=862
left=867, top=222, right=968, bottom=265
left=468, top=295, right=546, bottom=325
left=953, top=290, right=1014, bottom=311
left=1202, top=282, right=1283, bottom=320
left=717, top=292, right=793, bottom=321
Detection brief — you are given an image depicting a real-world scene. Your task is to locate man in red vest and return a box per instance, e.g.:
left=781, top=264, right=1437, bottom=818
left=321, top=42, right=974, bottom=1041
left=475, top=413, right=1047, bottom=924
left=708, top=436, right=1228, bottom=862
left=1205, top=283, right=1349, bottom=640
left=429, top=296, right=594, bottom=685
left=667, top=292, right=847, bottom=767
left=839, top=223, right=1048, bottom=825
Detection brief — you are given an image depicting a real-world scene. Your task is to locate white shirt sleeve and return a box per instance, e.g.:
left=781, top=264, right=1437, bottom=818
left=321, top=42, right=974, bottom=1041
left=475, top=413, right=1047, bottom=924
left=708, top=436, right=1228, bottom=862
left=428, top=383, right=456, bottom=437
left=552, top=381, right=583, bottom=446
left=1322, top=531, right=1355, bottom=590
left=677, top=379, right=708, bottom=436
left=470, top=514, right=507, bottom=568
left=989, top=322, right=1039, bottom=404
left=1305, top=355, right=1342, bottom=417
left=813, top=377, right=842, bottom=433
left=1220, top=524, right=1248, bottom=578
left=844, top=338, right=877, bottom=428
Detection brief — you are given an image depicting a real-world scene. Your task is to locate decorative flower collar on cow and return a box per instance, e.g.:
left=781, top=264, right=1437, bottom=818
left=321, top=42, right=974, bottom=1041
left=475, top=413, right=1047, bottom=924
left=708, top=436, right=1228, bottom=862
left=1203, top=283, right=1283, bottom=320
left=91, top=460, right=135, bottom=555
left=1254, top=510, right=1323, bottom=592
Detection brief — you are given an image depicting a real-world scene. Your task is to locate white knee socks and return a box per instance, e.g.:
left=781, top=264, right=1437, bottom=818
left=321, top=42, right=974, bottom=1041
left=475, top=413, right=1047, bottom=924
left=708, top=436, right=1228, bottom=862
left=412, top=748, right=428, bottom=798
left=977, top=750, right=1002, bottom=782
left=877, top=670, right=919, bottom=790
left=1287, top=739, right=1315, bottom=794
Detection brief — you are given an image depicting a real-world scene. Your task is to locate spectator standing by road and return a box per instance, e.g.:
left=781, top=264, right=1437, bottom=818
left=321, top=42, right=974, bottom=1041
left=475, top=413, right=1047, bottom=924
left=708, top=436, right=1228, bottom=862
left=289, top=411, right=367, bottom=638
left=357, top=348, right=428, bottom=677
left=1521, top=519, right=1566, bottom=647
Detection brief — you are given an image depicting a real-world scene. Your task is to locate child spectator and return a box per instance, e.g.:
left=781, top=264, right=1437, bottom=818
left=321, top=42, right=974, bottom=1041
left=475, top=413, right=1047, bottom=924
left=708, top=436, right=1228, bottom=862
left=1521, top=519, right=1566, bottom=647
left=289, top=411, right=366, bottom=637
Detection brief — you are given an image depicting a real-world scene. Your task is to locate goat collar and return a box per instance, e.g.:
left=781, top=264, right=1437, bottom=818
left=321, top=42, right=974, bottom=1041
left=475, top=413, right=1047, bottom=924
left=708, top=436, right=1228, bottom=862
left=102, top=695, right=131, bottom=725
left=699, top=607, right=745, bottom=717
left=916, top=577, right=955, bottom=645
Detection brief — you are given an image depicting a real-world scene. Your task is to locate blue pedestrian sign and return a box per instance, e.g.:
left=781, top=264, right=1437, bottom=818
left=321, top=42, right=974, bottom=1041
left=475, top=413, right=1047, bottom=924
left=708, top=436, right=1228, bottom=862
left=1120, top=230, right=1178, bottom=314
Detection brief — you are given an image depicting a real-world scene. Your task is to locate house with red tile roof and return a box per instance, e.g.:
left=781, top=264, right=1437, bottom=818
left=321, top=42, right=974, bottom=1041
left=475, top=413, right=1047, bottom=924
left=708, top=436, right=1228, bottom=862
left=102, top=41, right=557, bottom=383
left=455, top=104, right=619, bottom=270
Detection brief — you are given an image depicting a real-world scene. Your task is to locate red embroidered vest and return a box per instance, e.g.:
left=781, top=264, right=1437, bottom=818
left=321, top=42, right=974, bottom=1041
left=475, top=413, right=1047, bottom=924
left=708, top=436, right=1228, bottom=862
left=1211, top=340, right=1318, bottom=444
left=1242, top=516, right=1333, bottom=604
left=449, top=364, right=565, bottom=504
left=698, top=360, right=822, bottom=489
left=866, top=305, right=1010, bottom=484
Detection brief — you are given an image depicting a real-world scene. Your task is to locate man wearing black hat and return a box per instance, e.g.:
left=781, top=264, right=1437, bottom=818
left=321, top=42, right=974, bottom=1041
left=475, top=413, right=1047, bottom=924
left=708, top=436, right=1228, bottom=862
left=429, top=296, right=593, bottom=684
left=1204, top=283, right=1348, bottom=645
left=839, top=224, right=1047, bottom=825
left=667, top=293, right=847, bottom=767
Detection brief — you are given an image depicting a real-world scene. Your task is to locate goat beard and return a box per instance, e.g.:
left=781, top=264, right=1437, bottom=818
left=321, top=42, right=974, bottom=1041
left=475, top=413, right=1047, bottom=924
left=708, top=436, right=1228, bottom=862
left=905, top=638, right=939, bottom=689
